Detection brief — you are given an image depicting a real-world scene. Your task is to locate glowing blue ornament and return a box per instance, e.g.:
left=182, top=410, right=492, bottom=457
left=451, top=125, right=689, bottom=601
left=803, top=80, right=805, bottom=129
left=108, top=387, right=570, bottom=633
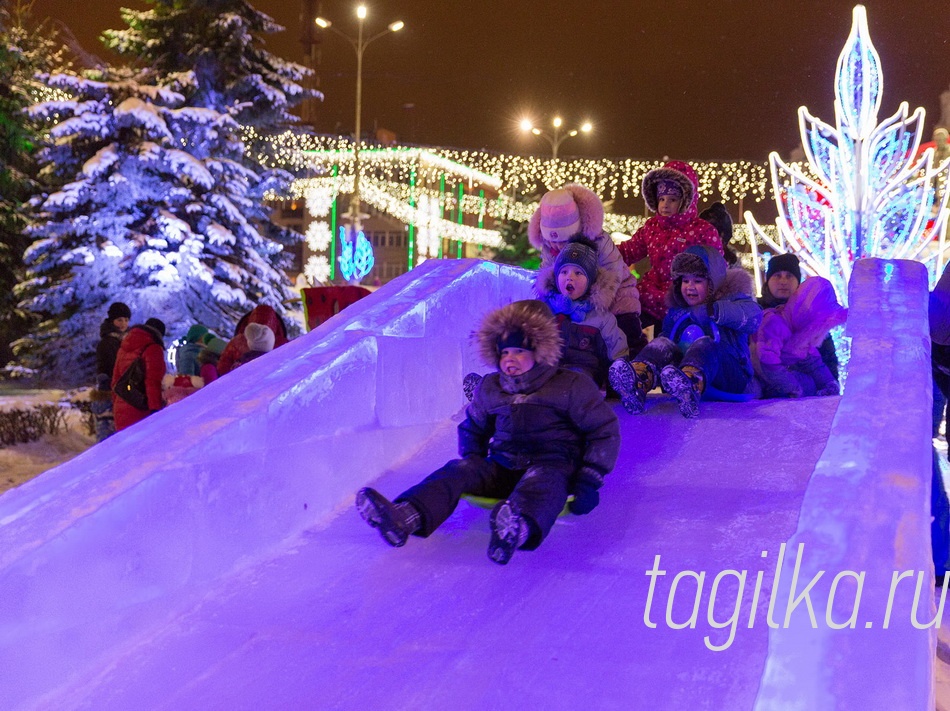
left=338, top=226, right=375, bottom=284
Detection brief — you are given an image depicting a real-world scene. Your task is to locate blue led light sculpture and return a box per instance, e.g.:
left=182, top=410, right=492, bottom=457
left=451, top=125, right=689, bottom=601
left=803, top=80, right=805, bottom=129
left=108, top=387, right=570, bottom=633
left=746, top=5, right=950, bottom=304
left=338, top=226, right=375, bottom=284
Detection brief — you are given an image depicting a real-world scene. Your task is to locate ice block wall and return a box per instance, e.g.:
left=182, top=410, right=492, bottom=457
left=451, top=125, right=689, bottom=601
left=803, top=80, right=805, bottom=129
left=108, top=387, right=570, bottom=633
left=754, top=258, right=935, bottom=710
left=0, top=258, right=532, bottom=708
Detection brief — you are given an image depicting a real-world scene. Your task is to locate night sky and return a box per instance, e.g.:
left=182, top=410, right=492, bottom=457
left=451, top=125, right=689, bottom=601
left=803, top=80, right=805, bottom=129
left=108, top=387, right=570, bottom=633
left=29, top=0, right=950, bottom=161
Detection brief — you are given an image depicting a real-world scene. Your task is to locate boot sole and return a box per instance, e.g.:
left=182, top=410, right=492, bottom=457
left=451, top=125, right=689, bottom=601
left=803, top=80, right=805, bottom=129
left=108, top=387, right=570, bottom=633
left=660, top=366, right=700, bottom=419
left=356, top=487, right=409, bottom=548
left=608, top=360, right=645, bottom=415
left=488, top=500, right=521, bottom=565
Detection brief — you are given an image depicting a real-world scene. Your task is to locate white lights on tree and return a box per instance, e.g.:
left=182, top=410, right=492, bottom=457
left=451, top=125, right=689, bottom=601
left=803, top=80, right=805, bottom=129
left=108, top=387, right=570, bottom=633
left=745, top=4, right=950, bottom=303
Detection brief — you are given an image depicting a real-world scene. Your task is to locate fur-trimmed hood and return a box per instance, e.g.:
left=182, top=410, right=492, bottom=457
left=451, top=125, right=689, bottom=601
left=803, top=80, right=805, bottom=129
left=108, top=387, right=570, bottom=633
left=642, top=160, right=700, bottom=220
left=533, top=261, right=620, bottom=313
left=474, top=300, right=563, bottom=369
left=666, top=248, right=754, bottom=310
left=528, top=183, right=606, bottom=250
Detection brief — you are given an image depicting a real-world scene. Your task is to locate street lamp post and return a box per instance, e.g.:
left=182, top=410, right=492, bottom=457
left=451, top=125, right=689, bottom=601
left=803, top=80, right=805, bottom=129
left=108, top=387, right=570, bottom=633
left=314, top=6, right=404, bottom=236
left=520, top=116, right=593, bottom=159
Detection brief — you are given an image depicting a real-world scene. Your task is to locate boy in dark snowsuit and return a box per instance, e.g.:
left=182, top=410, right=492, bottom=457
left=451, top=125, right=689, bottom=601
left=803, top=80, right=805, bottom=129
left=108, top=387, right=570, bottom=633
left=609, top=245, right=761, bottom=418
left=357, top=300, right=620, bottom=565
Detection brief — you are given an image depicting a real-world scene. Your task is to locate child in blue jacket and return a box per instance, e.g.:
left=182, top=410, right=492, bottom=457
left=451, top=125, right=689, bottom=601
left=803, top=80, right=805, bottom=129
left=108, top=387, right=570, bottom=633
left=609, top=245, right=761, bottom=418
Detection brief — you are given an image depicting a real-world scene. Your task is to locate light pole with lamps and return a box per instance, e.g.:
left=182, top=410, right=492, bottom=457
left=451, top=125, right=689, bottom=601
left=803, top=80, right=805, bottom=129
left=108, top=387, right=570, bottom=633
left=520, top=116, right=592, bottom=159
left=314, top=5, right=404, bottom=281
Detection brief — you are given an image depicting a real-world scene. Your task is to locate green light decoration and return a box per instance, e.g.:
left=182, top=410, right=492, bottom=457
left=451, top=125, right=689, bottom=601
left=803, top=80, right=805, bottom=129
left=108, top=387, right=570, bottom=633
left=408, top=166, right=416, bottom=270
left=457, top=182, right=464, bottom=258
left=329, top=165, right=338, bottom=281
left=438, top=173, right=445, bottom=259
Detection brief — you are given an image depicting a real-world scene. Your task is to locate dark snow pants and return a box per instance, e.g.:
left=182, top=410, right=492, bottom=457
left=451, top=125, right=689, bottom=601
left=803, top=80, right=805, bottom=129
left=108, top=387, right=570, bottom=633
left=396, top=456, right=574, bottom=549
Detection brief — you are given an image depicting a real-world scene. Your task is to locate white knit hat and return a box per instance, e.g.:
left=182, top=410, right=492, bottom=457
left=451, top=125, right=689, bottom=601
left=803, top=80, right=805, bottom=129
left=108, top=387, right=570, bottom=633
left=245, top=323, right=275, bottom=353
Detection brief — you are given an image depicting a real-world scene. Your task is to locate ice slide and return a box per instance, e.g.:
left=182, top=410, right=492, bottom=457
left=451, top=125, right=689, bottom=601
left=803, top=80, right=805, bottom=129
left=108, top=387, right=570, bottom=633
left=0, top=258, right=936, bottom=710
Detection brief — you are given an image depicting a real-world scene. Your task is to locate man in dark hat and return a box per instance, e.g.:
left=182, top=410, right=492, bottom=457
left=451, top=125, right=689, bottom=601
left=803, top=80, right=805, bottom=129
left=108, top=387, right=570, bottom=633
left=91, top=302, right=132, bottom=441
left=758, top=252, right=839, bottom=380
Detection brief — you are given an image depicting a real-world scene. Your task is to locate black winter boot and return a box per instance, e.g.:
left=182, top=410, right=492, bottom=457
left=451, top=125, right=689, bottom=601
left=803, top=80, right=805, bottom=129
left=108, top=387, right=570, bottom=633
left=487, top=500, right=529, bottom=565
left=660, top=364, right=704, bottom=419
left=609, top=359, right=655, bottom=414
left=356, top=487, right=420, bottom=547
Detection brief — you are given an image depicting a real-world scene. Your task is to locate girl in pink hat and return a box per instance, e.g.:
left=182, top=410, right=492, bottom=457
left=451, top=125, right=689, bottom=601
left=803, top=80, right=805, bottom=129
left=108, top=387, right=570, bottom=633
left=528, top=183, right=646, bottom=354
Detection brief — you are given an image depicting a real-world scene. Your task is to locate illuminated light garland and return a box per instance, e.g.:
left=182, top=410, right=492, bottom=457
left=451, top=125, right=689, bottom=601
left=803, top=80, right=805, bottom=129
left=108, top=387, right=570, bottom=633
left=244, top=129, right=772, bottom=206
left=297, top=176, right=504, bottom=248
left=248, top=132, right=779, bottom=270
left=745, top=5, right=950, bottom=304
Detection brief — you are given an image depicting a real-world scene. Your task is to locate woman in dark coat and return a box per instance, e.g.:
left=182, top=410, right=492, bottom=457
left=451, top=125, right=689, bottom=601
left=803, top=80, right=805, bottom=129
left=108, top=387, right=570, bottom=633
left=91, top=302, right=131, bottom=441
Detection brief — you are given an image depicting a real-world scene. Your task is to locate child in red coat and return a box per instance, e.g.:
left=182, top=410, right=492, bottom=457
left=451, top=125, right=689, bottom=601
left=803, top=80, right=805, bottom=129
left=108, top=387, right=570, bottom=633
left=619, top=161, right=723, bottom=332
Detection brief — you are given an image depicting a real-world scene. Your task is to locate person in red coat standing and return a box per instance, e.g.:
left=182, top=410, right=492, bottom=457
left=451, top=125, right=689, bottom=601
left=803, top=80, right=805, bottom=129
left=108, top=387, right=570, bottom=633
left=112, top=318, right=167, bottom=432
left=619, top=160, right=723, bottom=333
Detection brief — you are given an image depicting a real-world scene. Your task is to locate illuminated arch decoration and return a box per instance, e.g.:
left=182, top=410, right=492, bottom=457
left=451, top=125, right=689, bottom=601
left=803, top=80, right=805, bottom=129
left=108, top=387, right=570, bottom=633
left=745, top=4, right=950, bottom=304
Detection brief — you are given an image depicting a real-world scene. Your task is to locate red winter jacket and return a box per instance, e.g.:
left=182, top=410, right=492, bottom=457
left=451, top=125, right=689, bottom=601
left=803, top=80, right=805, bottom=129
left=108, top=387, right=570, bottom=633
left=112, top=324, right=166, bottom=431
left=619, top=161, right=723, bottom=323
left=216, top=305, right=289, bottom=376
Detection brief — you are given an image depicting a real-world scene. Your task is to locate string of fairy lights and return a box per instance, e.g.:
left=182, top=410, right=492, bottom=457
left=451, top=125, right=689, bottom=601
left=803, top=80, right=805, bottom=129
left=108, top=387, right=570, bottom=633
left=243, top=131, right=782, bottom=281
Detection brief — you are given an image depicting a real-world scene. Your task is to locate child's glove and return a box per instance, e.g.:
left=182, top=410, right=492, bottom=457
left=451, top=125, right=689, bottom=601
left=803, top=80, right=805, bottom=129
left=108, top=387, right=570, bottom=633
left=569, top=469, right=603, bottom=515
left=760, top=364, right=803, bottom=398
left=569, top=481, right=600, bottom=515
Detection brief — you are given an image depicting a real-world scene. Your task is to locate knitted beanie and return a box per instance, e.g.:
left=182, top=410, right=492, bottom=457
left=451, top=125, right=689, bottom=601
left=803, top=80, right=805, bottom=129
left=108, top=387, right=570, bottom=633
left=656, top=180, right=684, bottom=199
left=539, top=189, right=581, bottom=243
left=145, top=318, right=166, bottom=338
left=108, top=302, right=132, bottom=320
left=767, top=253, right=802, bottom=282
left=245, top=323, right=275, bottom=353
left=553, top=237, right=598, bottom=288
left=699, top=202, right=733, bottom=245
left=184, top=324, right=209, bottom=344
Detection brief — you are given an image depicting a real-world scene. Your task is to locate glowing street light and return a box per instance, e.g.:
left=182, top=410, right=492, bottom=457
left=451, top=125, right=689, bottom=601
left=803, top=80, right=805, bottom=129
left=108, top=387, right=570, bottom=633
left=520, top=116, right=593, bottom=159
left=314, top=6, right=405, bottom=239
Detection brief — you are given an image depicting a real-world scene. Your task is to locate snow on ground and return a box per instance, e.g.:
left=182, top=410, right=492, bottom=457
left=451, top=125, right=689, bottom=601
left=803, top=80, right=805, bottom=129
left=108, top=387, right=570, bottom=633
left=0, top=387, right=95, bottom=495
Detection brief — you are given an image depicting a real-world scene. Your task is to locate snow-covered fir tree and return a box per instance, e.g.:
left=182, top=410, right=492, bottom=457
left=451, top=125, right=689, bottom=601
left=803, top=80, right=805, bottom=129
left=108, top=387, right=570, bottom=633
left=103, top=0, right=316, bottom=249
left=17, top=70, right=296, bottom=386
left=0, top=3, right=65, bottom=368
left=105, top=0, right=311, bottom=135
